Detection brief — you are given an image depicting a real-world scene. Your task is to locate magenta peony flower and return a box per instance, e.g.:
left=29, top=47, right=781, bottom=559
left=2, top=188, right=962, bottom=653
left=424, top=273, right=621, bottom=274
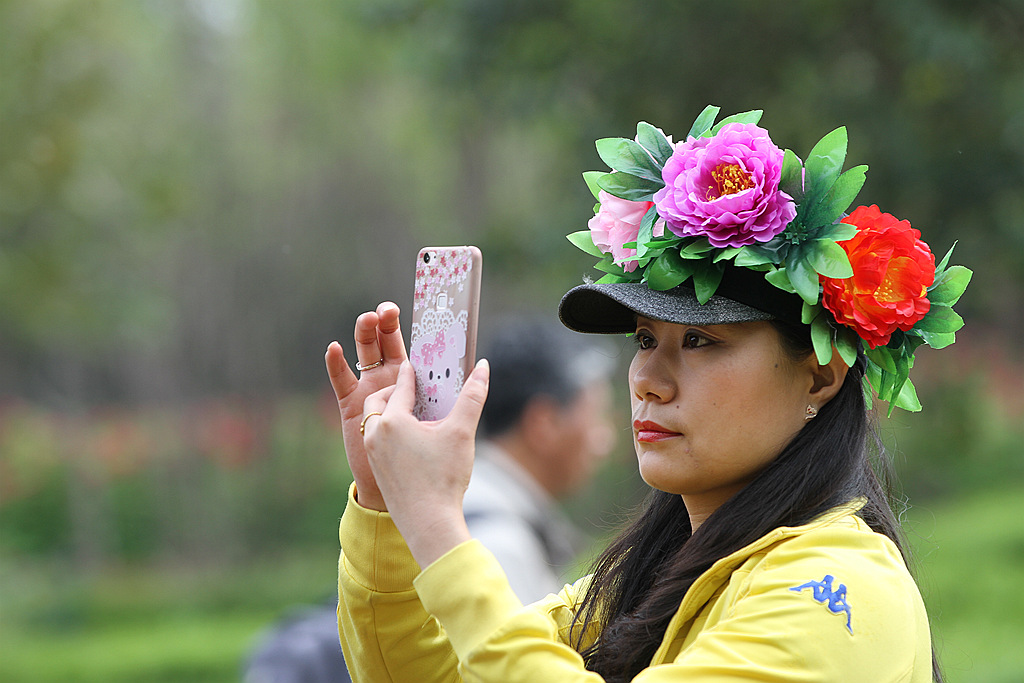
left=589, top=191, right=665, bottom=272
left=653, top=123, right=796, bottom=248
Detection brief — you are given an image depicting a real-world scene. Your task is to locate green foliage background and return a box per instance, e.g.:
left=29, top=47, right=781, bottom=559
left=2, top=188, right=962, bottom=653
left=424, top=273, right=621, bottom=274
left=1, top=0, right=1022, bottom=681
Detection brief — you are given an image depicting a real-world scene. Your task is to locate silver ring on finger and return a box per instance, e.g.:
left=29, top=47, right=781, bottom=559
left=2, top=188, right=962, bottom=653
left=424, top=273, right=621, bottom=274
left=355, top=358, right=384, bottom=371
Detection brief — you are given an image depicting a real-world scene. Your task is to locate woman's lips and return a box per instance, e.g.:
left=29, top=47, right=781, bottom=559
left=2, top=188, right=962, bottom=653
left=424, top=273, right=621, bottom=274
left=633, top=419, right=682, bottom=443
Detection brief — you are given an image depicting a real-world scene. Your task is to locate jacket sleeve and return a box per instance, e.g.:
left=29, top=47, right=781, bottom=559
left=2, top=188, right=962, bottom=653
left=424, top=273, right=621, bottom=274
left=414, top=539, right=612, bottom=682
left=337, top=484, right=460, bottom=683
left=341, top=477, right=617, bottom=683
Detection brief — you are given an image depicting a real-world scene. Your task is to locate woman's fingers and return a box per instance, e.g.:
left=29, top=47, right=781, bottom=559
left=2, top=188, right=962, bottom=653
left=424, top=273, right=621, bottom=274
left=385, top=361, right=417, bottom=415
left=447, top=359, right=490, bottom=430
left=325, top=341, right=357, bottom=400
left=375, top=302, right=408, bottom=364
left=354, top=311, right=385, bottom=370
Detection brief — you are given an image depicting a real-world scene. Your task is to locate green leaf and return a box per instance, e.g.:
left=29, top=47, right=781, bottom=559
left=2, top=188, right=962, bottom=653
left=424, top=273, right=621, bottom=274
left=779, top=149, right=805, bottom=203
left=679, top=238, right=715, bottom=259
left=708, top=110, right=764, bottom=136
left=817, top=221, right=858, bottom=243
left=934, top=241, right=957, bottom=275
left=903, top=332, right=926, bottom=355
left=692, top=262, right=725, bottom=304
left=800, top=127, right=848, bottom=221
left=878, top=368, right=897, bottom=405
left=787, top=254, right=821, bottom=304
left=886, top=328, right=907, bottom=350
left=595, top=273, right=630, bottom=284
left=893, top=377, right=922, bottom=413
left=713, top=247, right=743, bottom=263
left=635, top=206, right=659, bottom=259
left=593, top=254, right=627, bottom=275
left=583, top=171, right=604, bottom=200
left=928, top=265, right=972, bottom=306
left=801, top=301, right=821, bottom=325
left=566, top=230, right=605, bottom=258
left=806, top=238, right=853, bottom=278
left=636, top=122, right=674, bottom=166
left=865, top=358, right=883, bottom=394
left=642, top=237, right=683, bottom=252
left=915, top=303, right=964, bottom=333
left=734, top=244, right=782, bottom=267
left=885, top=352, right=914, bottom=416
left=597, top=172, right=660, bottom=201
left=765, top=267, right=796, bottom=293
left=687, top=105, right=721, bottom=139
left=804, top=127, right=848, bottom=189
left=805, top=165, right=867, bottom=228
left=835, top=328, right=859, bottom=367
left=595, top=138, right=664, bottom=182
left=917, top=329, right=957, bottom=349
left=811, top=315, right=834, bottom=365
left=861, top=374, right=876, bottom=410
left=645, top=249, right=695, bottom=290
left=865, top=346, right=898, bottom=374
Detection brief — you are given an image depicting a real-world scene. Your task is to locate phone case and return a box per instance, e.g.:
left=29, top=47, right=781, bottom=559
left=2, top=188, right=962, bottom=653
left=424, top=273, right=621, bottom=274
left=409, top=246, right=483, bottom=421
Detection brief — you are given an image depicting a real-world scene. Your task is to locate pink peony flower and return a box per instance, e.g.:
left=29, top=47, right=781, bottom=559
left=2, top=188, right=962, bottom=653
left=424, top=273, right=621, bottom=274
left=589, top=191, right=665, bottom=272
left=653, top=123, right=796, bottom=248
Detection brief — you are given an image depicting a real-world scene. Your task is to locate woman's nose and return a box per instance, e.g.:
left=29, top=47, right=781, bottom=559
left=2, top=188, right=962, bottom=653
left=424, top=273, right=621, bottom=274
left=629, top=351, right=676, bottom=403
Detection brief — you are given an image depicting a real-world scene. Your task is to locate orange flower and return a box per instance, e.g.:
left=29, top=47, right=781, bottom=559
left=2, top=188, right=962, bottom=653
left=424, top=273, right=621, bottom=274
left=821, top=205, right=935, bottom=348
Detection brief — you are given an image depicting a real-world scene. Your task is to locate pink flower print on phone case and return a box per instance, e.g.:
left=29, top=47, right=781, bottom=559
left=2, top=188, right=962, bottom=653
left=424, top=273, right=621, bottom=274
left=413, top=248, right=474, bottom=313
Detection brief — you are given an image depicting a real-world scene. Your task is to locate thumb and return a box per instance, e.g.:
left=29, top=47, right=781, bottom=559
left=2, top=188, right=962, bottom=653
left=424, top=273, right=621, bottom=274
left=386, top=360, right=418, bottom=414
left=446, top=358, right=490, bottom=429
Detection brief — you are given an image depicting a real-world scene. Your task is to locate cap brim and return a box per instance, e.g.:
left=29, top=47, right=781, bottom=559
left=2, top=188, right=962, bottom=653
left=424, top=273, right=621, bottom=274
left=558, top=264, right=804, bottom=335
left=559, top=282, right=773, bottom=334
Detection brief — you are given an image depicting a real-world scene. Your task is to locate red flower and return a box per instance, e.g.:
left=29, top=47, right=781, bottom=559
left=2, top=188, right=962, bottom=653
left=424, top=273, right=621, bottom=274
left=821, top=205, right=935, bottom=348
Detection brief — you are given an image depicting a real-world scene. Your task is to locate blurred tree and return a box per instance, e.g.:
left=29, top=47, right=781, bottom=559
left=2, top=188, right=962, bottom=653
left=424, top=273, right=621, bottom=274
left=1, top=0, right=1021, bottom=409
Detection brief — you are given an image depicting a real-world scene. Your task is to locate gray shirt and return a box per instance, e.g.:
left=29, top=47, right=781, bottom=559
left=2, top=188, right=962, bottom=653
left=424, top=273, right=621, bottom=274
left=462, top=442, right=587, bottom=603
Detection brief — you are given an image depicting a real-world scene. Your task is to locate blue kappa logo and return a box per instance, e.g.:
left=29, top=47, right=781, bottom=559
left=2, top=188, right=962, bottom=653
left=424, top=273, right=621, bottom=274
left=790, top=574, right=853, bottom=633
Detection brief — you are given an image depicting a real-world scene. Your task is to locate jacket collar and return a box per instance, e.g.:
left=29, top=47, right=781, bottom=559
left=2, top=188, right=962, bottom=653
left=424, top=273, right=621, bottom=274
left=651, top=498, right=868, bottom=663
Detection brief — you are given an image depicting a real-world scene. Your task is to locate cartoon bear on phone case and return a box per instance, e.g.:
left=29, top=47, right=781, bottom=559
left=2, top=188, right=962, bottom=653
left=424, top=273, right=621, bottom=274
left=410, top=318, right=466, bottom=420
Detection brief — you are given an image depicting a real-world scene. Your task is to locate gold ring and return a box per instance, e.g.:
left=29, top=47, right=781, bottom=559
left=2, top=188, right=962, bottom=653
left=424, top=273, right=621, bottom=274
left=355, top=358, right=384, bottom=371
left=360, top=411, right=383, bottom=436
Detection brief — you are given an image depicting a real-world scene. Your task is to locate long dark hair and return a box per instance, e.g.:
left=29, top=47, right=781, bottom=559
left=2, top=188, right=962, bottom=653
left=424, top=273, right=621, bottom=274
left=570, top=319, right=943, bottom=683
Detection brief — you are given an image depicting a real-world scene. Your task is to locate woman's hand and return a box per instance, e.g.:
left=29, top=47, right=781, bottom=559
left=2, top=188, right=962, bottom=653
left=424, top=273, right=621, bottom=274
left=361, top=359, right=490, bottom=568
left=325, top=302, right=407, bottom=511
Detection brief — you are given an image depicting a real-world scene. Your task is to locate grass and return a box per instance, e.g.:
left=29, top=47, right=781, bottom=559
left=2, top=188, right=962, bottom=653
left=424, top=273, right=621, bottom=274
left=905, top=486, right=1024, bottom=683
left=1, top=488, right=1021, bottom=682
left=0, top=549, right=340, bottom=683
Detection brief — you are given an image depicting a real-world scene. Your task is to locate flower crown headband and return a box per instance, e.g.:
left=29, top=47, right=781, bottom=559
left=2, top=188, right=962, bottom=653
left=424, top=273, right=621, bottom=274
left=567, top=105, right=972, bottom=414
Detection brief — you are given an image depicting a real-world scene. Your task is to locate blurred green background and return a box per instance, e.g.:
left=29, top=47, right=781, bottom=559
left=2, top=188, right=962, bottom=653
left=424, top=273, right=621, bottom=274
left=1, top=1, right=1022, bottom=681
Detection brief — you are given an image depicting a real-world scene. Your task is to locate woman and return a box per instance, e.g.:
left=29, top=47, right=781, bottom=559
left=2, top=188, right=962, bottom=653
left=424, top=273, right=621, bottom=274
left=325, top=107, right=970, bottom=682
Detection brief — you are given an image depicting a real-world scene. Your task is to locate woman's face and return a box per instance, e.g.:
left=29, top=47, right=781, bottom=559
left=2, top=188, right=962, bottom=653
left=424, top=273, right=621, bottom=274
left=629, top=317, right=815, bottom=520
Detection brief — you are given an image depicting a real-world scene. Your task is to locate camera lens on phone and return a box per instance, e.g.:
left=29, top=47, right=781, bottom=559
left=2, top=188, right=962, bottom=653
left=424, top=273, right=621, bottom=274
left=423, top=252, right=431, bottom=264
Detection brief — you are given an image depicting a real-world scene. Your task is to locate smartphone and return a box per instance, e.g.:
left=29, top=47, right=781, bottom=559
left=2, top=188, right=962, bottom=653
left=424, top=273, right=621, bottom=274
left=409, top=246, right=483, bottom=421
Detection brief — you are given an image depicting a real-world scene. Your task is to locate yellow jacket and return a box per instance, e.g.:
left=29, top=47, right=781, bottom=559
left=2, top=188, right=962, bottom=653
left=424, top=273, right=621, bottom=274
left=337, top=484, right=933, bottom=682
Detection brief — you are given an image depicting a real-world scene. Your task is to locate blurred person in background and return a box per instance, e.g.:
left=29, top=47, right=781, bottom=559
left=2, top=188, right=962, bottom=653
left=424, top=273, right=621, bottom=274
left=243, top=318, right=618, bottom=683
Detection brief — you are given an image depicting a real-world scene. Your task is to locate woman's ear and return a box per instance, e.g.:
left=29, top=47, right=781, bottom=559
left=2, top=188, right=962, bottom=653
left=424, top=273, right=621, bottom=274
left=807, top=347, right=851, bottom=408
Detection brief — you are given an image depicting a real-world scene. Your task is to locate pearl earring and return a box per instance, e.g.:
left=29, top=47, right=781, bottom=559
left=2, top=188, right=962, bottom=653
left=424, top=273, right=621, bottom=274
left=805, top=405, right=818, bottom=420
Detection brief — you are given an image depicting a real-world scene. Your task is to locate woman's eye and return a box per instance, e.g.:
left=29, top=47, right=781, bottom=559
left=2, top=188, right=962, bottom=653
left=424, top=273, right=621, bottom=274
left=634, top=332, right=656, bottom=350
left=683, top=331, right=711, bottom=348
